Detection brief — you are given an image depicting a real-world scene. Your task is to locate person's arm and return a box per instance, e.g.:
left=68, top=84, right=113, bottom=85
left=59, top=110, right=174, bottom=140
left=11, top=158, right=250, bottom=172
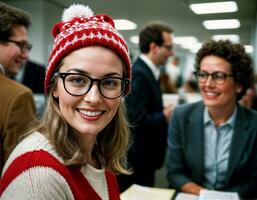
left=3, top=89, right=36, bottom=161
left=166, top=107, right=204, bottom=194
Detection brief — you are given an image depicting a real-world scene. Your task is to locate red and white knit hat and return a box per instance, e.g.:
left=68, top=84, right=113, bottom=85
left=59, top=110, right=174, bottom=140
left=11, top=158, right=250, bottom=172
left=45, top=4, right=131, bottom=94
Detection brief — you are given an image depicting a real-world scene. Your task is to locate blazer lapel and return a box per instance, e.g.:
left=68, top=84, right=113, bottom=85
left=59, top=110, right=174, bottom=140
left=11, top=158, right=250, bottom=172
left=226, top=105, right=250, bottom=183
left=187, top=102, right=205, bottom=181
left=137, top=58, right=163, bottom=100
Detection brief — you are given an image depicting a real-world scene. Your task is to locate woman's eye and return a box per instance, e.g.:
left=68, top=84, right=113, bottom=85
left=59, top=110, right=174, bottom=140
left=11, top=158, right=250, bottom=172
left=73, top=78, right=84, bottom=84
left=102, top=79, right=119, bottom=88
left=67, top=76, right=88, bottom=86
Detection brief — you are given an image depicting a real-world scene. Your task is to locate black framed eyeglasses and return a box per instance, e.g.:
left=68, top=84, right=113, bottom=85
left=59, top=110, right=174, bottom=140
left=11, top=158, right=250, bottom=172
left=194, top=71, right=233, bottom=85
left=56, top=72, right=130, bottom=99
left=161, top=44, right=173, bottom=51
left=5, top=39, right=32, bottom=53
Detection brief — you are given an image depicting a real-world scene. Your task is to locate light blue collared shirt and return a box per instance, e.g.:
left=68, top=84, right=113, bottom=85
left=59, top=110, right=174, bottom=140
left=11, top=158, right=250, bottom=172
left=140, top=54, right=160, bottom=81
left=203, top=106, right=237, bottom=189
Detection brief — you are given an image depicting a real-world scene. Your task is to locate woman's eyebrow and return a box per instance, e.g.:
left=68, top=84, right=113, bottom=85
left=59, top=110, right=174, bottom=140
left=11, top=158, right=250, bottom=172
left=65, top=68, right=122, bottom=77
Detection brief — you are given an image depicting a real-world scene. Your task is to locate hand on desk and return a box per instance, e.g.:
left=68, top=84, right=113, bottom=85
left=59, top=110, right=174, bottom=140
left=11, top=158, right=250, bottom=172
left=181, top=182, right=204, bottom=195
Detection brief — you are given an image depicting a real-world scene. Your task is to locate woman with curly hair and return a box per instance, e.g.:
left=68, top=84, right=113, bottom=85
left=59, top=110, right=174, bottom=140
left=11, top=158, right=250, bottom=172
left=167, top=40, right=257, bottom=199
left=0, top=4, right=131, bottom=200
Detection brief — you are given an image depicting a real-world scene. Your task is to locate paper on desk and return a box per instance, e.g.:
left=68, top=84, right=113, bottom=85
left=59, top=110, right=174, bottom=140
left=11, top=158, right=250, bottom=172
left=175, top=190, right=239, bottom=200
left=199, top=190, right=239, bottom=200
left=175, top=192, right=198, bottom=200
left=120, top=184, right=175, bottom=200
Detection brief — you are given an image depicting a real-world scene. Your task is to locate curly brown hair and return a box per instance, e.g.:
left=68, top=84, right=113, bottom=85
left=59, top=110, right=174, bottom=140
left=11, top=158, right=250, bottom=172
left=194, top=40, right=254, bottom=100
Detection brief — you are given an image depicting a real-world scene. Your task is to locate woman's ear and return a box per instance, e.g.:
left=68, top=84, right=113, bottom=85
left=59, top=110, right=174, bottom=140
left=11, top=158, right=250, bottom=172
left=53, top=87, right=58, bottom=98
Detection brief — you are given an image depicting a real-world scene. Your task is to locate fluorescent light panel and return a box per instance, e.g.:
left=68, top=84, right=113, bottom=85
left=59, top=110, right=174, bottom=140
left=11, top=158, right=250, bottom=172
left=181, top=42, right=201, bottom=49
left=244, top=45, right=254, bottom=53
left=182, top=42, right=202, bottom=53
left=130, top=36, right=139, bottom=44
left=203, top=19, right=240, bottom=29
left=114, top=19, right=137, bottom=30
left=212, top=34, right=240, bottom=42
left=174, top=36, right=198, bottom=45
left=190, top=1, right=238, bottom=14
left=173, top=36, right=201, bottom=53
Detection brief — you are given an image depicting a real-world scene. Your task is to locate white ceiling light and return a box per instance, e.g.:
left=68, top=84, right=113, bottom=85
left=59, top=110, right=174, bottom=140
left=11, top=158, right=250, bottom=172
left=212, top=34, right=240, bottom=42
left=244, top=45, right=254, bottom=53
left=130, top=36, right=139, bottom=44
left=203, top=19, right=240, bottom=29
left=174, top=36, right=198, bottom=45
left=182, top=42, right=202, bottom=53
left=190, top=1, right=238, bottom=14
left=114, top=19, right=137, bottom=30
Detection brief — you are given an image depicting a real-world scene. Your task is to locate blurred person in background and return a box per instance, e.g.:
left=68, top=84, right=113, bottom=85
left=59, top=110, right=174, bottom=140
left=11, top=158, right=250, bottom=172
left=118, top=21, right=174, bottom=191
left=15, top=60, right=46, bottom=118
left=167, top=40, right=257, bottom=199
left=182, top=79, right=199, bottom=93
left=0, top=2, right=36, bottom=174
left=165, top=55, right=183, bottom=89
left=240, top=84, right=257, bottom=111
left=160, top=71, right=177, bottom=93
left=16, top=60, right=46, bottom=94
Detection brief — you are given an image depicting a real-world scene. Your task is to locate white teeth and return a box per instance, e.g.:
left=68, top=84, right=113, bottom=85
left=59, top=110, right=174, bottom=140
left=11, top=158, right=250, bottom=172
left=206, top=92, right=218, bottom=96
left=79, top=110, right=102, bottom=117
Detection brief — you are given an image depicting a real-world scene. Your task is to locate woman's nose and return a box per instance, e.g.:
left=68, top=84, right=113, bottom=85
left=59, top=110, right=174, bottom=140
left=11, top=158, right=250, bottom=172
left=83, top=84, right=102, bottom=103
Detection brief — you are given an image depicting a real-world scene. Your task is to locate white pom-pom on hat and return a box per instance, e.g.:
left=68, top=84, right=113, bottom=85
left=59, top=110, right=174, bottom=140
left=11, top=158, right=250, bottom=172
left=62, top=4, right=94, bottom=22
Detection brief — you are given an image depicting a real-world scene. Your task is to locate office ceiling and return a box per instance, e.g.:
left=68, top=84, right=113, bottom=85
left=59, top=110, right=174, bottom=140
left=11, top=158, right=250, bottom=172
left=51, top=0, right=256, bottom=51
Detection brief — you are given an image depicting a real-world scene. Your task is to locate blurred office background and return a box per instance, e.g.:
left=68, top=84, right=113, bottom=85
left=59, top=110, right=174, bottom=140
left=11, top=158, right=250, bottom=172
left=3, top=0, right=257, bottom=76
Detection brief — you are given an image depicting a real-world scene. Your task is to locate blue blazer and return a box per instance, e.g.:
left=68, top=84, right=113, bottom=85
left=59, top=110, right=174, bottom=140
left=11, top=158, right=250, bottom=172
left=125, top=58, right=168, bottom=169
left=167, top=101, right=257, bottom=199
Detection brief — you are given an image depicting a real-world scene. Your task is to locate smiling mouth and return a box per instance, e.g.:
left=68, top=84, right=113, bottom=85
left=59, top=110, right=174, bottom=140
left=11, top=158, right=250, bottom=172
left=78, top=109, right=103, bottom=117
left=205, top=91, right=219, bottom=97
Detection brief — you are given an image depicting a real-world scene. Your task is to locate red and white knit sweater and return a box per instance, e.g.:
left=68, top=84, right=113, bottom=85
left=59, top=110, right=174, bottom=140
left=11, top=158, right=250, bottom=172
left=0, top=132, right=120, bottom=200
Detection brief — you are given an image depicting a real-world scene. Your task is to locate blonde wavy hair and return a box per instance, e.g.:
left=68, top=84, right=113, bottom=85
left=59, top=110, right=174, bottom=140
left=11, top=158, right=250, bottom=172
left=25, top=80, right=131, bottom=174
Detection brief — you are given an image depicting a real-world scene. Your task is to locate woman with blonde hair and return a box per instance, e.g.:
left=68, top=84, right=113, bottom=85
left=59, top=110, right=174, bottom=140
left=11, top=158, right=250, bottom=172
left=0, top=4, right=131, bottom=200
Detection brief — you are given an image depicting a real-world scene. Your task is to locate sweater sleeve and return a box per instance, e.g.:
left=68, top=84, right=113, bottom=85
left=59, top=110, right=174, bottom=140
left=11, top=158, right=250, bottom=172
left=1, top=167, right=74, bottom=200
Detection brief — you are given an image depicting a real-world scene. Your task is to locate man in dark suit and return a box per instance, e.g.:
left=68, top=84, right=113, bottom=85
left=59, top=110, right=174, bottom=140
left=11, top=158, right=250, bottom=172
left=118, top=22, right=174, bottom=191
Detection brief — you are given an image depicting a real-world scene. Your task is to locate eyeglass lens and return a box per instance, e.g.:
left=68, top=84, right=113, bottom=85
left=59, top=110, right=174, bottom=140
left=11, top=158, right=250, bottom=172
left=162, top=44, right=173, bottom=51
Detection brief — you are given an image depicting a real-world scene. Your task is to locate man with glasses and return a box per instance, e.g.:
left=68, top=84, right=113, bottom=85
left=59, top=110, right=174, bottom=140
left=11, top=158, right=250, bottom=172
left=0, top=2, right=36, bottom=174
left=118, top=21, right=174, bottom=191
left=167, top=40, right=257, bottom=199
